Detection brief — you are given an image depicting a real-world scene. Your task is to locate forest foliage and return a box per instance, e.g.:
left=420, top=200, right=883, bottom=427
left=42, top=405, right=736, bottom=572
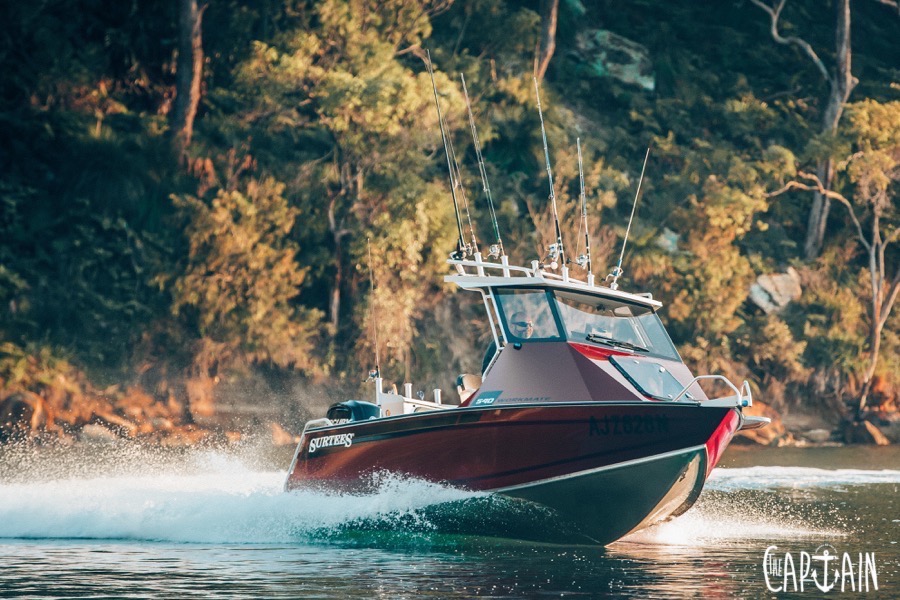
left=1, top=0, right=899, bottom=432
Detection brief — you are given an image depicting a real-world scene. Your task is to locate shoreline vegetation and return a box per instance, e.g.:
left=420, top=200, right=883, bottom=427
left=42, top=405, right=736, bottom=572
left=2, top=1, right=899, bottom=447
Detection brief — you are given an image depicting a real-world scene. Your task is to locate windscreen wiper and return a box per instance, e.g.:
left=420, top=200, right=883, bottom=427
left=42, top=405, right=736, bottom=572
left=586, top=332, right=649, bottom=353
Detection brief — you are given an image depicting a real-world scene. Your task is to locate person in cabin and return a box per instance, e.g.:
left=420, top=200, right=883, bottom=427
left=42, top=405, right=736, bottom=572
left=480, top=311, right=533, bottom=376
left=509, top=312, right=534, bottom=339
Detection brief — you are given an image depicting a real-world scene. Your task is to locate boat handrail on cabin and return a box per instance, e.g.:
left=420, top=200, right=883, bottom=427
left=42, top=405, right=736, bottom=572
left=445, top=252, right=661, bottom=310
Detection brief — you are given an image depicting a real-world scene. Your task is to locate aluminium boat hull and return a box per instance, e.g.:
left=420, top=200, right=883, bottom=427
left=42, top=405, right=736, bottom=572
left=285, top=402, right=740, bottom=544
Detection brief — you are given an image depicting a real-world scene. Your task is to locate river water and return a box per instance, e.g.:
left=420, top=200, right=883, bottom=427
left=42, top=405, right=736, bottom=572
left=0, top=442, right=897, bottom=598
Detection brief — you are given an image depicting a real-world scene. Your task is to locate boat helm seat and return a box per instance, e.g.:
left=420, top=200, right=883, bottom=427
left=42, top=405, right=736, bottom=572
left=456, top=373, right=482, bottom=404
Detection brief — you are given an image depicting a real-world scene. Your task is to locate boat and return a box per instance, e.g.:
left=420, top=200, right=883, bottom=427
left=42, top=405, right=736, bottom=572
left=284, top=253, right=769, bottom=545
left=284, top=70, right=768, bottom=545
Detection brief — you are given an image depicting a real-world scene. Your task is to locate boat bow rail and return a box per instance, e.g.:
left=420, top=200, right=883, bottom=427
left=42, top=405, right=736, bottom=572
left=673, top=375, right=754, bottom=408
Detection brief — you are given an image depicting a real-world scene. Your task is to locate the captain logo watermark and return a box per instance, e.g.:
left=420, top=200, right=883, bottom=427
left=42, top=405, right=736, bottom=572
left=763, top=544, right=878, bottom=593
left=308, top=433, right=355, bottom=454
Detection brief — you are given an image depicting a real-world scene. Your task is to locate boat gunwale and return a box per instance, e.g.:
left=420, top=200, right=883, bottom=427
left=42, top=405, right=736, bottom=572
left=299, top=399, right=725, bottom=433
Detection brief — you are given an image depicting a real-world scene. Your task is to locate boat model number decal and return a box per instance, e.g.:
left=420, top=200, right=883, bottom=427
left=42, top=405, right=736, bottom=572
left=308, top=433, right=355, bottom=453
left=472, top=391, right=502, bottom=406
left=589, top=415, right=669, bottom=436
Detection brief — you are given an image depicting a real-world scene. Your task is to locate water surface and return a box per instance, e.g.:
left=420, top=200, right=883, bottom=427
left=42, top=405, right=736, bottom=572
left=1, top=443, right=897, bottom=598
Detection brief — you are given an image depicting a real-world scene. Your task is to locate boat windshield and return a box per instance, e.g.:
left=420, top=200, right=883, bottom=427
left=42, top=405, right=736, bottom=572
left=494, top=288, right=564, bottom=342
left=552, top=290, right=681, bottom=361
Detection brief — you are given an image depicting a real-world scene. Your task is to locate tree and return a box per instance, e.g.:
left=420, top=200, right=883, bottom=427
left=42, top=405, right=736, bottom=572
left=230, top=0, right=459, bottom=379
left=770, top=100, right=900, bottom=415
left=171, top=177, right=323, bottom=376
left=534, top=0, right=559, bottom=83
left=170, top=0, right=207, bottom=157
left=750, top=0, right=857, bottom=260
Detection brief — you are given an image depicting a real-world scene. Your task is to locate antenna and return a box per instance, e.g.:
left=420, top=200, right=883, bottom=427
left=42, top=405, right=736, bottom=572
left=426, top=50, right=468, bottom=259
left=533, top=77, right=565, bottom=269
left=575, top=138, right=592, bottom=275
left=461, top=73, right=504, bottom=259
left=608, top=146, right=651, bottom=290
left=366, top=237, right=381, bottom=380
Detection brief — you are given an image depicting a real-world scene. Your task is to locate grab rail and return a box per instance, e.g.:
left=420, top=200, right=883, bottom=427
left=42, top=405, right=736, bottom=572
left=672, top=375, right=753, bottom=408
left=302, top=418, right=333, bottom=430
left=446, top=253, right=662, bottom=308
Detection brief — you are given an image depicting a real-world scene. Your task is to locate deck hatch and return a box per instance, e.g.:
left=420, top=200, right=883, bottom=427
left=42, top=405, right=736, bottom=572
left=609, top=356, right=693, bottom=401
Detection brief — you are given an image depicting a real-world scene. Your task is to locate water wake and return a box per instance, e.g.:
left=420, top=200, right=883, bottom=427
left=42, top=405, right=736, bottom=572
left=708, top=465, right=900, bottom=491
left=1, top=444, right=894, bottom=545
left=0, top=448, right=480, bottom=543
left=620, top=466, right=900, bottom=547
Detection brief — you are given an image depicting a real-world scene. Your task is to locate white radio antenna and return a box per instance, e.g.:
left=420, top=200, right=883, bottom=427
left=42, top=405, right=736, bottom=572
left=608, top=146, right=650, bottom=290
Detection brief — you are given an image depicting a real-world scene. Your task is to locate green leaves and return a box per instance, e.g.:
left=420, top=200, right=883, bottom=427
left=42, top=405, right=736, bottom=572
left=171, top=178, right=322, bottom=373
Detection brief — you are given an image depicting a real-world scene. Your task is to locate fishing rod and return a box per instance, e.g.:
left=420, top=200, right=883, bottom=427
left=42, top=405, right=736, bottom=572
left=366, top=237, right=381, bottom=381
left=461, top=73, right=504, bottom=259
left=426, top=50, right=468, bottom=260
left=533, top=77, right=565, bottom=269
left=575, top=138, right=592, bottom=276
left=446, top=122, right=480, bottom=256
left=608, top=146, right=651, bottom=291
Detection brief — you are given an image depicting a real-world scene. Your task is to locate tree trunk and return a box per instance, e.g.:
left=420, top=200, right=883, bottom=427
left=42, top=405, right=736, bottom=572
left=327, top=195, right=346, bottom=337
left=170, top=0, right=206, bottom=157
left=858, top=319, right=883, bottom=416
left=803, top=160, right=833, bottom=259
left=534, top=0, right=559, bottom=83
left=329, top=238, right=343, bottom=336
left=327, top=160, right=356, bottom=338
left=803, top=0, right=856, bottom=259
left=857, top=212, right=900, bottom=417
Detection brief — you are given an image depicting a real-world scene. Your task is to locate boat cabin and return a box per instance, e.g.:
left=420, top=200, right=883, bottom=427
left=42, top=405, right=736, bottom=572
left=319, top=254, right=749, bottom=427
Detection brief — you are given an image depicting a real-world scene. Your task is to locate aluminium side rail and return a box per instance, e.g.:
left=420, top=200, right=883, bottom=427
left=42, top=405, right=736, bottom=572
left=672, top=375, right=753, bottom=408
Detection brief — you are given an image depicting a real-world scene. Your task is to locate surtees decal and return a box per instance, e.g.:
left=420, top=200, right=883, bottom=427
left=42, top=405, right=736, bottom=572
left=308, top=433, right=355, bottom=453
left=473, top=391, right=502, bottom=406
left=589, top=415, right=669, bottom=436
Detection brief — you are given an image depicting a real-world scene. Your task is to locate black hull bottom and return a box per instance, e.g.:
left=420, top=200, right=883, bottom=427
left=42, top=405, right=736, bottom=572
left=495, top=446, right=708, bottom=545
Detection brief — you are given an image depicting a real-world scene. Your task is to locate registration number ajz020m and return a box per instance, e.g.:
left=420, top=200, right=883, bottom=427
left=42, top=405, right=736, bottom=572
left=589, top=415, right=669, bottom=436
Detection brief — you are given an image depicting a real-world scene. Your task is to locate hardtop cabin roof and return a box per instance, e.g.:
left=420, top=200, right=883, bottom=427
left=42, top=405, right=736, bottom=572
left=444, top=255, right=662, bottom=311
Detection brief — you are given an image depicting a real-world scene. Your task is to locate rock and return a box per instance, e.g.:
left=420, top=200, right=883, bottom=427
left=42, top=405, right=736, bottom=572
left=93, top=411, right=138, bottom=437
left=803, top=428, right=833, bottom=443
left=79, top=423, right=119, bottom=443
left=749, top=267, right=801, bottom=314
left=842, top=420, right=891, bottom=445
left=573, top=30, right=655, bottom=91
left=151, top=417, right=175, bottom=431
left=655, top=228, right=679, bottom=253
left=868, top=375, right=898, bottom=418
left=0, top=392, right=46, bottom=441
left=186, top=375, right=217, bottom=418
left=0, top=394, right=33, bottom=441
left=880, top=420, right=900, bottom=444
left=159, top=427, right=210, bottom=447
left=271, top=422, right=299, bottom=446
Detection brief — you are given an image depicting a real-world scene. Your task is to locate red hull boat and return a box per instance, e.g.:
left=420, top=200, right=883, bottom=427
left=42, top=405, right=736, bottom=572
left=285, top=72, right=767, bottom=545
left=285, top=257, right=767, bottom=545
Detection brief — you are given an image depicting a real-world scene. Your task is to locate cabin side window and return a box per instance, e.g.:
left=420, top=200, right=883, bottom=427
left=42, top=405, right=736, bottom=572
left=494, top=289, right=563, bottom=342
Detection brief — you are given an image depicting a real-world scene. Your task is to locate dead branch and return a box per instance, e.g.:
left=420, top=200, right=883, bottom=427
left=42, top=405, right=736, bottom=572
left=749, top=0, right=831, bottom=83
left=766, top=171, right=871, bottom=252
